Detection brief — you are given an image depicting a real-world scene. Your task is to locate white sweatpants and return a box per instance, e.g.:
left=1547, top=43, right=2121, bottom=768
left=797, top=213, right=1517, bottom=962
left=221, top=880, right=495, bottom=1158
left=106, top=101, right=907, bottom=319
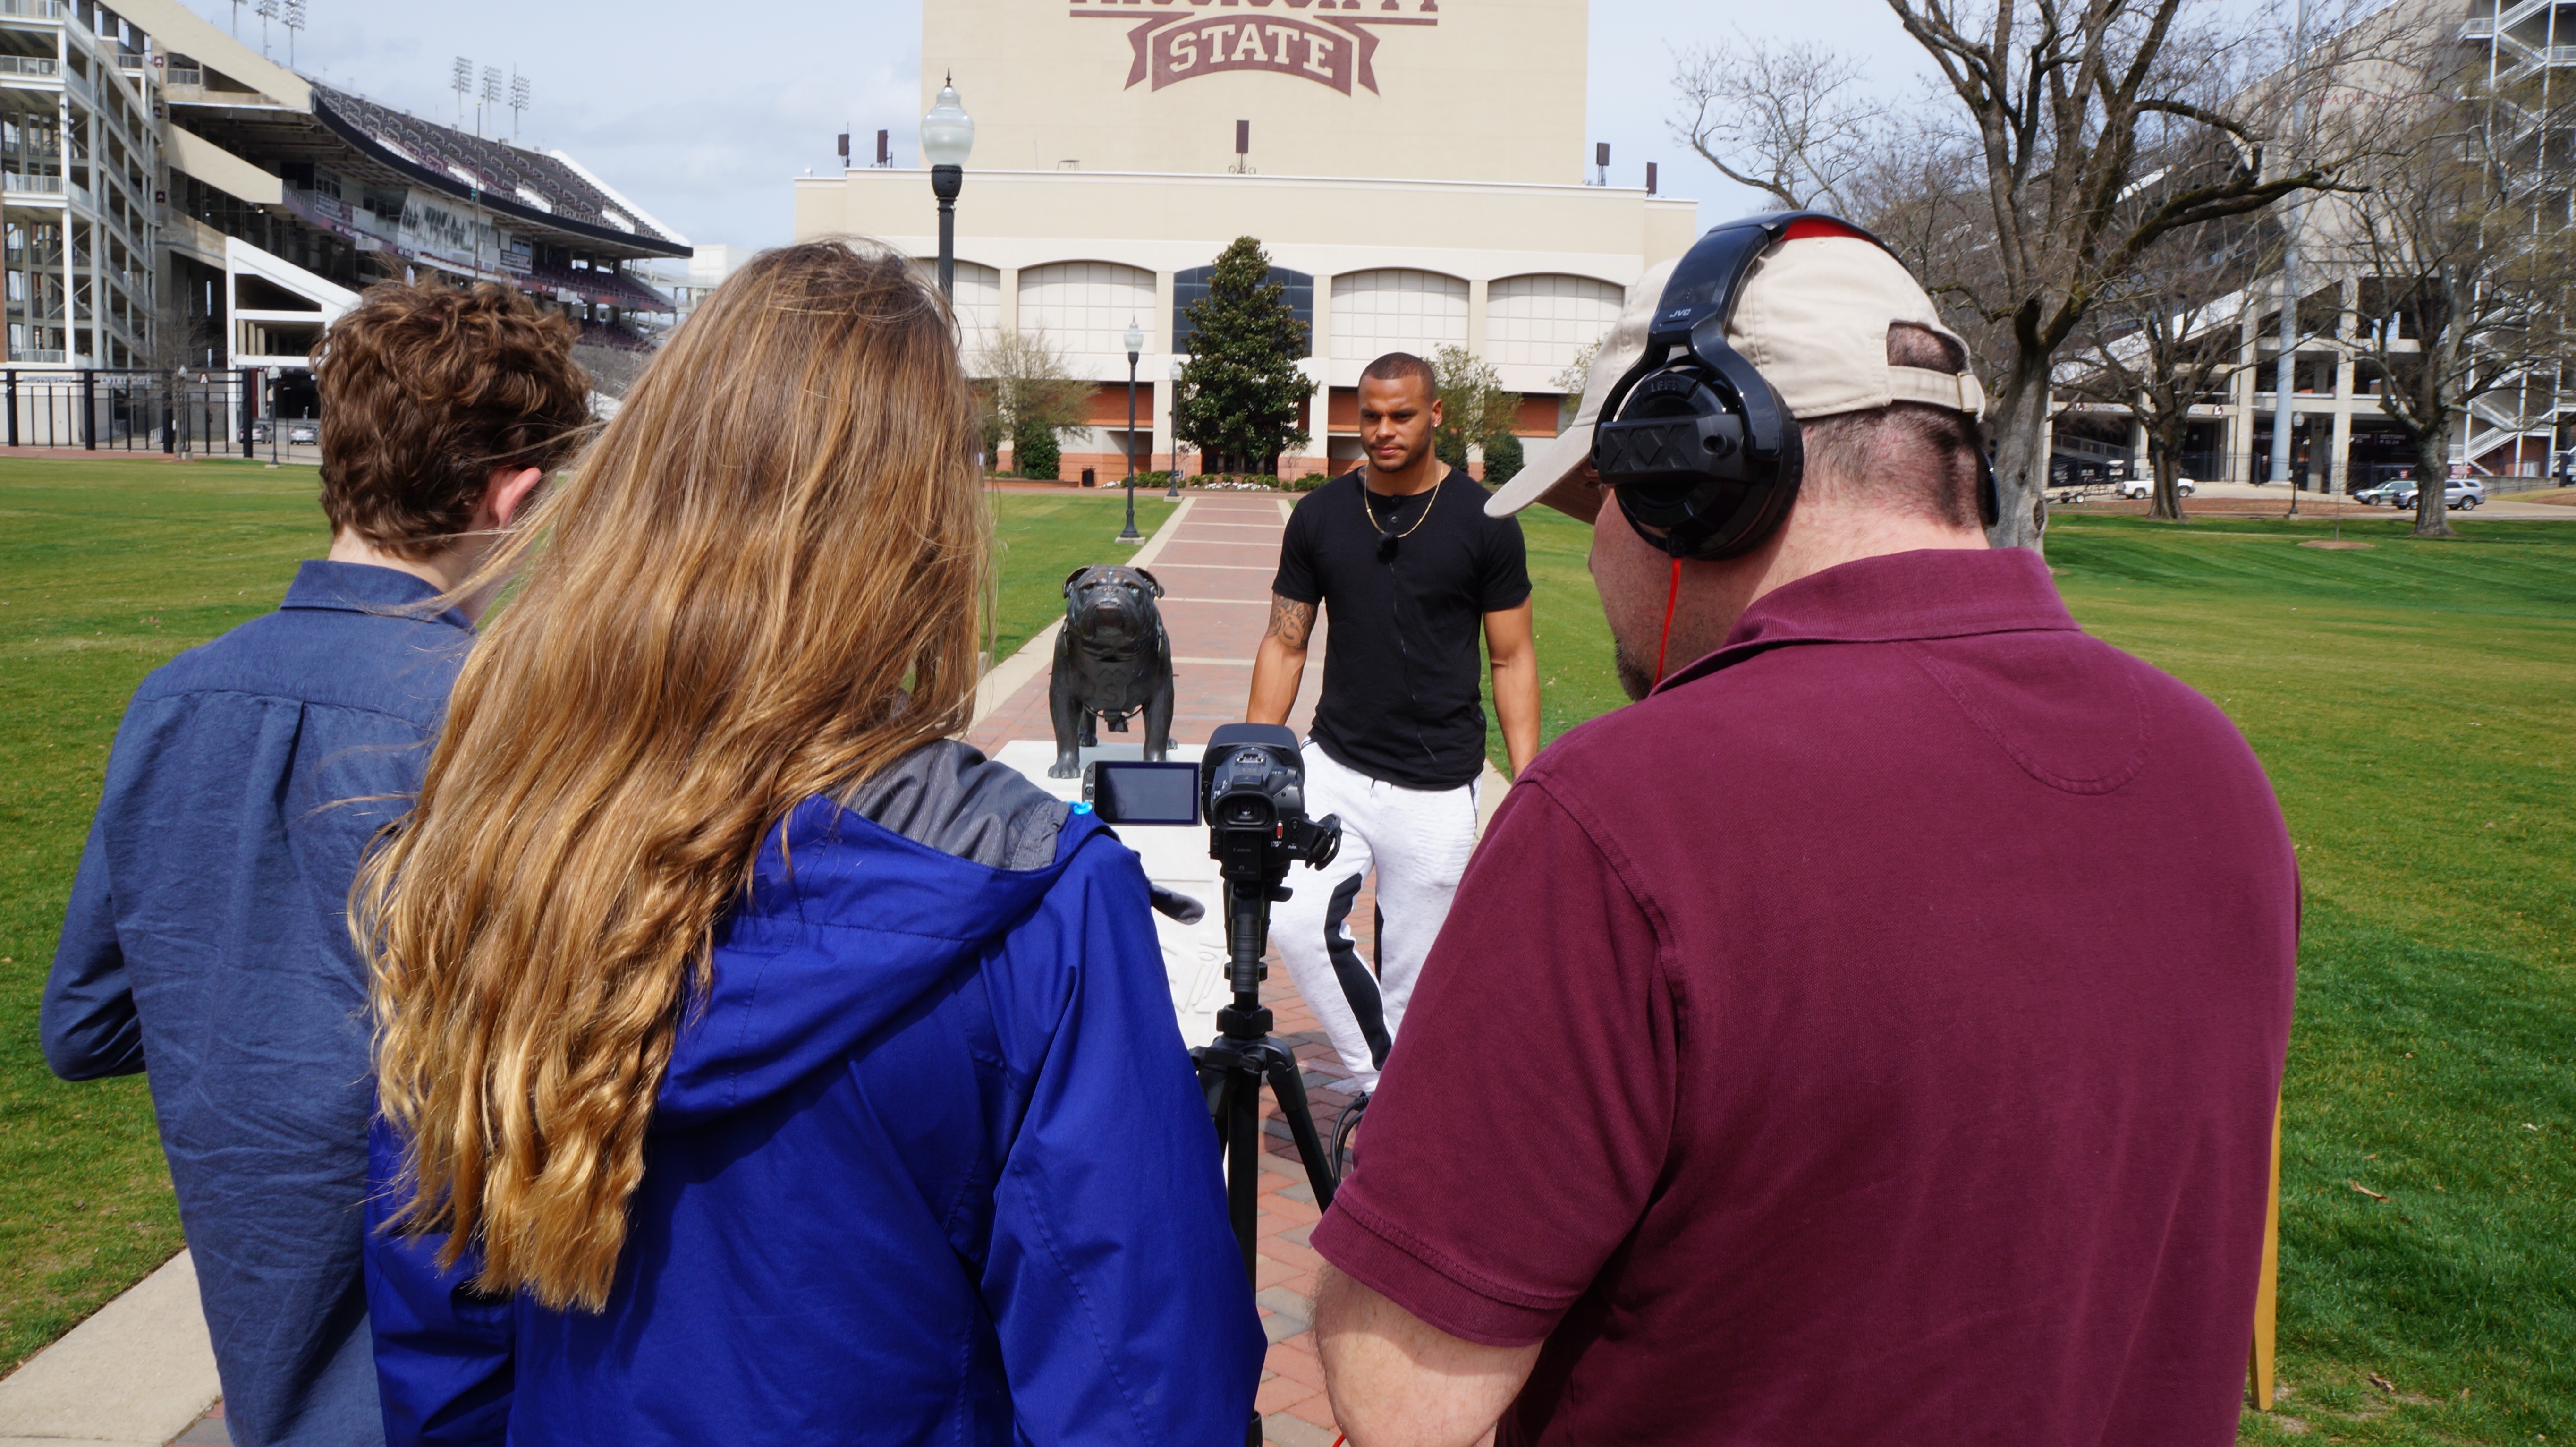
left=1272, top=741, right=1481, bottom=1093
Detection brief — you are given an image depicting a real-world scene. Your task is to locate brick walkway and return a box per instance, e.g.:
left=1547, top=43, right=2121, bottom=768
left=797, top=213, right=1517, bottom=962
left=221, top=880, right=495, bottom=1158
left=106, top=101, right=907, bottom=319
left=971, top=493, right=1361, bottom=1447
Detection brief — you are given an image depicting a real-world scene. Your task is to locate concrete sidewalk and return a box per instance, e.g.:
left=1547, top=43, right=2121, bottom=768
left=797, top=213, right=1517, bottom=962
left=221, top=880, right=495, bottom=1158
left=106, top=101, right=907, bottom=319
left=0, top=1251, right=220, bottom=1447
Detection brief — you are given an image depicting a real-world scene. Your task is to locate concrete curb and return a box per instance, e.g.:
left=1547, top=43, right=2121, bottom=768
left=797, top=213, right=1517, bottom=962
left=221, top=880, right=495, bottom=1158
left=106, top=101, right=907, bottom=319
left=0, top=1251, right=216, bottom=1447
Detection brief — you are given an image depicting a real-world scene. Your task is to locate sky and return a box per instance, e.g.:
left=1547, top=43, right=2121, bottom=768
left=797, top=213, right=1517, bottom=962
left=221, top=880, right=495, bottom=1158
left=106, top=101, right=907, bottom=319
left=230, top=0, right=2037, bottom=251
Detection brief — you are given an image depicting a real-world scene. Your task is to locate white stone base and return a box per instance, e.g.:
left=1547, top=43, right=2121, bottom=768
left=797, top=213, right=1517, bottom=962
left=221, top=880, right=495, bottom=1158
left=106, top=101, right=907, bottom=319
left=993, top=741, right=1230, bottom=1048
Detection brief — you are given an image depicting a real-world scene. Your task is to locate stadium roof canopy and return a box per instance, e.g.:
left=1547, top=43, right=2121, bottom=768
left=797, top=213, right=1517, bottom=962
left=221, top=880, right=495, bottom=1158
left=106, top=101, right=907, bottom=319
left=159, top=30, right=686, bottom=311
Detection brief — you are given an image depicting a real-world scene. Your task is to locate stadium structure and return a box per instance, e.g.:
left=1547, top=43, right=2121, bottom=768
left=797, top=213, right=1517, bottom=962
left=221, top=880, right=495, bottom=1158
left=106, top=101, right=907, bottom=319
left=1, top=0, right=684, bottom=451
left=2052, top=0, right=2576, bottom=493
left=797, top=0, right=1697, bottom=482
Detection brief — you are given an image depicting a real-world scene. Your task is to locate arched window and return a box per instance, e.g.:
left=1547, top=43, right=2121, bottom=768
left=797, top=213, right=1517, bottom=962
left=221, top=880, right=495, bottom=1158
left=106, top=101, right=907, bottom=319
left=1485, top=274, right=1622, bottom=375
left=912, top=259, right=1002, bottom=359
left=1016, top=261, right=1157, bottom=367
left=1172, top=263, right=1312, bottom=354
left=1329, top=269, right=1467, bottom=362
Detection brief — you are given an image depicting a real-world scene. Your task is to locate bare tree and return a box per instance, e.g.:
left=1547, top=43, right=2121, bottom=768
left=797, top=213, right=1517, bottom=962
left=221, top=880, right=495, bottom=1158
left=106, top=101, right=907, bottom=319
left=1670, top=35, right=1887, bottom=213
left=2065, top=162, right=2279, bottom=519
left=1429, top=343, right=1519, bottom=469
left=973, top=326, right=1091, bottom=470
left=1876, top=0, right=2337, bottom=548
left=2326, top=31, right=2575, bottom=538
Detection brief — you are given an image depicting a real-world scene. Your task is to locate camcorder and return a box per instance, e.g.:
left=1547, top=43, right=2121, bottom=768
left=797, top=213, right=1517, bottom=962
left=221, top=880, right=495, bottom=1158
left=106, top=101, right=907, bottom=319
left=1085, top=723, right=1341, bottom=881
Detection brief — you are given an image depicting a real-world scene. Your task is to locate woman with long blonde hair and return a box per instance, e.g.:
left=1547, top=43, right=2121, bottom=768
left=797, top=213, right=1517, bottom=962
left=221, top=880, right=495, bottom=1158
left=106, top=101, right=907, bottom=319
left=356, top=242, right=1261, bottom=1445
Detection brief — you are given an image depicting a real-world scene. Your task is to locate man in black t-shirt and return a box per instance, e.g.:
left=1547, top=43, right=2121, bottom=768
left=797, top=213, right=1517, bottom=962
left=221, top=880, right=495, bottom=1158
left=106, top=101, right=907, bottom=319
left=1249, top=351, right=1537, bottom=1098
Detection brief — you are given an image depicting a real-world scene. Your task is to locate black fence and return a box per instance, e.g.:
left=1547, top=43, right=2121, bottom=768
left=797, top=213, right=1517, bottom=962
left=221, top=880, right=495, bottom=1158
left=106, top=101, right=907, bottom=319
left=1, top=368, right=265, bottom=458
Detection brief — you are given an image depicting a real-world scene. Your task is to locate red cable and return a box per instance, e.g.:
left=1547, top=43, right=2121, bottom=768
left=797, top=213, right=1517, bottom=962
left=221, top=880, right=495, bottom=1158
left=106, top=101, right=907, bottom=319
left=1654, top=555, right=1682, bottom=686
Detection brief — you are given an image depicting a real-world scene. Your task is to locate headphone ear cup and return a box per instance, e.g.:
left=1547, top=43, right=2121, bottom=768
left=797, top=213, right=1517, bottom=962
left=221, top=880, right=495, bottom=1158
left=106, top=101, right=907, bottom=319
left=1978, top=450, right=2000, bottom=529
left=1611, top=386, right=1804, bottom=562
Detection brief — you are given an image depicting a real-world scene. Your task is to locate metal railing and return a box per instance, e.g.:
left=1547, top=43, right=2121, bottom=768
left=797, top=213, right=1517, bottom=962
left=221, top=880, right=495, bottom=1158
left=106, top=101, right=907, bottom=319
left=0, top=0, right=68, bottom=17
left=3, top=171, right=62, bottom=193
left=0, top=55, right=61, bottom=78
left=1, top=368, right=260, bottom=456
left=163, top=65, right=201, bottom=87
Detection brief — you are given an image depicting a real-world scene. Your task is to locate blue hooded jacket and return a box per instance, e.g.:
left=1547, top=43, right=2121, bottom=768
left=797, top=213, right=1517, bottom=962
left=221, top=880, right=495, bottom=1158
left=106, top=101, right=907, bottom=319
left=363, top=741, right=1265, bottom=1445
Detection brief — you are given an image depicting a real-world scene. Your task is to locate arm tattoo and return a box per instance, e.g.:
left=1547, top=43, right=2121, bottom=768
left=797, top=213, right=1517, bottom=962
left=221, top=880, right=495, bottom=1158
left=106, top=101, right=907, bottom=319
left=1266, top=594, right=1316, bottom=649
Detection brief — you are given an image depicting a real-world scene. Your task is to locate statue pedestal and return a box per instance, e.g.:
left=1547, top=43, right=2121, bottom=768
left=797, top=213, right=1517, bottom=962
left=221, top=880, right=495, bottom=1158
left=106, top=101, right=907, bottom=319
left=992, top=741, right=1228, bottom=1045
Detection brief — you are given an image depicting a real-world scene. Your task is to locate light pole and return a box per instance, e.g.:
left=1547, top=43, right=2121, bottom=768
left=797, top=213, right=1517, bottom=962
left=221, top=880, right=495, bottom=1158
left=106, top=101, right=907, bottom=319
left=1119, top=319, right=1144, bottom=543
left=1167, top=359, right=1184, bottom=497
left=2268, top=0, right=2310, bottom=514
left=921, top=76, right=974, bottom=299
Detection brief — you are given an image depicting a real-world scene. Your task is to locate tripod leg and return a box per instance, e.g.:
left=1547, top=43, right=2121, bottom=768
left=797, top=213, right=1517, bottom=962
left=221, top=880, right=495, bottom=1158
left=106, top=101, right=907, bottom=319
left=1227, top=1066, right=1261, bottom=1287
left=1262, top=1052, right=1338, bottom=1210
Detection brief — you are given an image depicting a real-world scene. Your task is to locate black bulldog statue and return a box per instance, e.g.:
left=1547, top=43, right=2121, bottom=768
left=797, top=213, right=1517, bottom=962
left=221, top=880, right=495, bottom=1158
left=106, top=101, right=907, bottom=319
left=1049, top=564, right=1176, bottom=779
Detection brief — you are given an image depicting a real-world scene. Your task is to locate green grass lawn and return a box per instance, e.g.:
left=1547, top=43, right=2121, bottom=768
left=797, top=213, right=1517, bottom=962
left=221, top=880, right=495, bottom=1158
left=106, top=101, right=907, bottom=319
left=991, top=490, right=1179, bottom=662
left=4, top=461, right=2569, bottom=1444
left=2042, top=516, right=2575, bottom=1445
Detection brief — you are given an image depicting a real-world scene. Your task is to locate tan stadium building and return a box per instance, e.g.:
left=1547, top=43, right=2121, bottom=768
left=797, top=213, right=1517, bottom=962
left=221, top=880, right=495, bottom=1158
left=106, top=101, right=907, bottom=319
left=791, top=0, right=1697, bottom=479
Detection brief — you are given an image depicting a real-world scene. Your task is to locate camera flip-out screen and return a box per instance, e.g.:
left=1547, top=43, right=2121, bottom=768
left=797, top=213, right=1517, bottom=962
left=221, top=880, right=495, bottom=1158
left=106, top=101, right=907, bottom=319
left=1086, top=761, right=1203, bottom=826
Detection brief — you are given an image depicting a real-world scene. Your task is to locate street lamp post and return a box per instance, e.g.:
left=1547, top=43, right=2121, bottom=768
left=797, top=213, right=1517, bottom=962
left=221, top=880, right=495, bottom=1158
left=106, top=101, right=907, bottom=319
left=921, top=75, right=975, bottom=299
left=1167, top=359, right=1184, bottom=497
left=1119, top=318, right=1144, bottom=543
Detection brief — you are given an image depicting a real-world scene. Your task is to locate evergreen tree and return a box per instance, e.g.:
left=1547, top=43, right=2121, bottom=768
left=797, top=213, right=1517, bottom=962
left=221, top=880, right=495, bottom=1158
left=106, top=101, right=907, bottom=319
left=1175, top=237, right=1311, bottom=475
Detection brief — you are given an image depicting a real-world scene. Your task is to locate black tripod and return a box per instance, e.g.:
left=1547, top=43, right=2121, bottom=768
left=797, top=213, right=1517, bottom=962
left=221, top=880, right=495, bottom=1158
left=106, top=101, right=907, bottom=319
left=1192, top=870, right=1339, bottom=1277
left=1188, top=871, right=1338, bottom=1447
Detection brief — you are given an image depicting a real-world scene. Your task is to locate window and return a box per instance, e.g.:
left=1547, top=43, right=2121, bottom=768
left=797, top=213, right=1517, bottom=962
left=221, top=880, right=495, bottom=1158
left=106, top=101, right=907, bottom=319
left=1172, top=262, right=1310, bottom=354
left=913, top=259, right=1001, bottom=358
left=1484, top=273, right=1621, bottom=374
left=1329, top=269, right=1466, bottom=362
left=1017, top=261, right=1155, bottom=366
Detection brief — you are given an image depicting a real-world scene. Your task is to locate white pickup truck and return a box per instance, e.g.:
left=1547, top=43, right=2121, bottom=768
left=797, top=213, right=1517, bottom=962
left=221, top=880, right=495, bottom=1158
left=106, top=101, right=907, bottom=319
left=2115, top=476, right=2197, bottom=500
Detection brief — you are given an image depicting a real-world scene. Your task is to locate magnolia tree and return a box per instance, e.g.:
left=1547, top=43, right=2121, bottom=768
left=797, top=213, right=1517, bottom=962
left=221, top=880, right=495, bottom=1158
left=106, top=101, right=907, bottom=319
left=1175, top=237, right=1312, bottom=476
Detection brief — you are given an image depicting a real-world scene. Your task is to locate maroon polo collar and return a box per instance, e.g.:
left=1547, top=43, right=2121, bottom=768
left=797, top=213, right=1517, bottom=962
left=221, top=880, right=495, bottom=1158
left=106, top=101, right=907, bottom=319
left=1652, top=547, right=2076, bottom=696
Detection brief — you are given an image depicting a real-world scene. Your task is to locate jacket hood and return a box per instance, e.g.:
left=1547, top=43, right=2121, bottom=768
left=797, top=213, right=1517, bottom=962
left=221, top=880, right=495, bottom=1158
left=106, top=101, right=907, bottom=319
left=655, top=749, right=1097, bottom=1130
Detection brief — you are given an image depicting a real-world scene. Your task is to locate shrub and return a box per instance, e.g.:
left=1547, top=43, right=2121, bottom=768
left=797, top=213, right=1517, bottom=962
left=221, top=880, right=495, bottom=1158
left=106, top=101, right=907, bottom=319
left=1484, top=432, right=1525, bottom=485
left=1012, top=421, right=1060, bottom=482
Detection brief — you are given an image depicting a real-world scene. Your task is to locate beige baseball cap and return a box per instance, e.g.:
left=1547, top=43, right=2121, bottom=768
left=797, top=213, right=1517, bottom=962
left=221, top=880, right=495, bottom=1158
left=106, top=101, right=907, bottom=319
left=1489, top=222, right=1985, bottom=520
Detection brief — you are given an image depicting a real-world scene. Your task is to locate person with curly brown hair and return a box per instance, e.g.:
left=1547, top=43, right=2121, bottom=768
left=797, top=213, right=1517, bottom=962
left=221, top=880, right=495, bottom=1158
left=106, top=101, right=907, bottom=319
left=41, top=282, right=589, bottom=1447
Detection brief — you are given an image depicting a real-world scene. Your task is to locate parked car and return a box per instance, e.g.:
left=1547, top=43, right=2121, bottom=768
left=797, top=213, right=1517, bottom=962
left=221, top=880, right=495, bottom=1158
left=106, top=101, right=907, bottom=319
left=2353, top=477, right=2410, bottom=506
left=2115, top=475, right=2197, bottom=500
left=2392, top=477, right=2485, bottom=510
left=247, top=421, right=272, bottom=445
left=286, top=419, right=318, bottom=445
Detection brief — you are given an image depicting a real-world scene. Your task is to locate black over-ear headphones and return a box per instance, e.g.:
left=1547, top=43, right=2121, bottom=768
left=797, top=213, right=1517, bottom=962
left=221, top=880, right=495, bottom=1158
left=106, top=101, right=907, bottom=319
left=1591, top=210, right=1998, bottom=561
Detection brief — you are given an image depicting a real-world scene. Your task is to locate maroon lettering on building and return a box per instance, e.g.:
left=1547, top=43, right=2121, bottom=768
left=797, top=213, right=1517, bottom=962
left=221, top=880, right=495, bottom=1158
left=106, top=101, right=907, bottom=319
left=1070, top=3, right=1435, bottom=96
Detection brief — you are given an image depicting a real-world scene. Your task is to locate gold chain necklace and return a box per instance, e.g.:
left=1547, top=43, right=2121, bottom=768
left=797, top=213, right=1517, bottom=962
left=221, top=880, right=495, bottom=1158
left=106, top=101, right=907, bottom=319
left=1363, top=472, right=1441, bottom=540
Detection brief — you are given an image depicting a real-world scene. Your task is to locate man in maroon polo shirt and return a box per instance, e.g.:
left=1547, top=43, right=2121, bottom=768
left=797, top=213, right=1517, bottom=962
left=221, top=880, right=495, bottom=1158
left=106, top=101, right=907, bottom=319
left=1307, top=225, right=2298, bottom=1447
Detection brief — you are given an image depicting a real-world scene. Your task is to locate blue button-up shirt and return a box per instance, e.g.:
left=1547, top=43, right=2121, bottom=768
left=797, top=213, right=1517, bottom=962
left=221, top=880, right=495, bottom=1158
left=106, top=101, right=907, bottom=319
left=44, top=561, right=472, bottom=1447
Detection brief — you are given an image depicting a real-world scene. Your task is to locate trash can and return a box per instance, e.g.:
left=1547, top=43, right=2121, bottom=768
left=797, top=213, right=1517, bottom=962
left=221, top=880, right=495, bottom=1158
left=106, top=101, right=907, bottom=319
left=1081, top=467, right=1096, bottom=487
